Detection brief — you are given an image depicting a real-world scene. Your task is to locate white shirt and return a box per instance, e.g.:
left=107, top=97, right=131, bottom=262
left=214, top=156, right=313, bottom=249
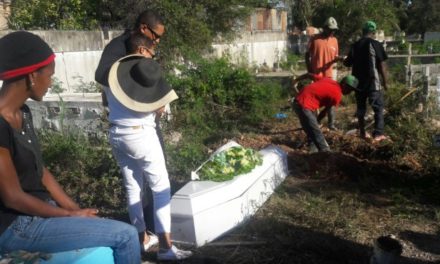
left=104, top=86, right=156, bottom=127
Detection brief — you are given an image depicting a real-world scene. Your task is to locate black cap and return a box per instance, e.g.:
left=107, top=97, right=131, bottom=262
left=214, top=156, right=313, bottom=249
left=0, top=31, right=55, bottom=80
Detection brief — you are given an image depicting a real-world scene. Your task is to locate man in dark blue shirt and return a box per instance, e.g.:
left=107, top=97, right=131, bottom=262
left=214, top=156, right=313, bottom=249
left=344, top=21, right=389, bottom=142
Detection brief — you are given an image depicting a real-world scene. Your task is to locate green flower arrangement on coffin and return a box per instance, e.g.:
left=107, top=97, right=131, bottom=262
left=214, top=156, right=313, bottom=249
left=198, top=146, right=263, bottom=182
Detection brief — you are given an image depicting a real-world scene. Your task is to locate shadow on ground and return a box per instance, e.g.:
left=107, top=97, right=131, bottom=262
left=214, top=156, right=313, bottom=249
left=141, top=218, right=435, bottom=264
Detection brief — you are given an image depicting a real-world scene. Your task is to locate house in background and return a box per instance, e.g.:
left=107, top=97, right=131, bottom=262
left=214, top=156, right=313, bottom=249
left=0, top=0, right=11, bottom=30
left=212, top=7, right=288, bottom=70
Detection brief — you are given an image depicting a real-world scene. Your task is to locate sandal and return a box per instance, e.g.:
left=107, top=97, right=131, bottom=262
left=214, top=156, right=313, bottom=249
left=373, top=135, right=389, bottom=142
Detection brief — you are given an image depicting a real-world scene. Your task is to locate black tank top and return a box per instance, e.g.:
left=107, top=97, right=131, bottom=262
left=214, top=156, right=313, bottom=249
left=0, top=104, right=50, bottom=234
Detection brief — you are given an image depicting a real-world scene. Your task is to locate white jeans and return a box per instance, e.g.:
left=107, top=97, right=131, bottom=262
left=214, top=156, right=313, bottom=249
left=109, top=125, right=171, bottom=234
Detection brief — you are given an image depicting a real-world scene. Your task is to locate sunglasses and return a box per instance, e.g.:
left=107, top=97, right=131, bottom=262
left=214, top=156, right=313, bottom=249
left=147, top=25, right=162, bottom=43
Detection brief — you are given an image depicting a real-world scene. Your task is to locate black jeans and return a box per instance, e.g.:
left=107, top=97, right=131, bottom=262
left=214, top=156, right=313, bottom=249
left=355, top=90, right=384, bottom=137
left=293, top=101, right=330, bottom=152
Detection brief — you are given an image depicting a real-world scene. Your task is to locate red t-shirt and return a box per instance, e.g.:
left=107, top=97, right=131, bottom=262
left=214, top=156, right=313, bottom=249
left=295, top=76, right=342, bottom=111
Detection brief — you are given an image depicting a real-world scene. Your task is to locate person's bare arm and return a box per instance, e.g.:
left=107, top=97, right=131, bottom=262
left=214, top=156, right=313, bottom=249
left=317, top=106, right=330, bottom=123
left=0, top=148, right=98, bottom=218
left=155, top=106, right=165, bottom=121
left=41, top=167, right=80, bottom=211
left=291, top=72, right=314, bottom=93
left=379, top=61, right=388, bottom=90
left=343, top=47, right=353, bottom=67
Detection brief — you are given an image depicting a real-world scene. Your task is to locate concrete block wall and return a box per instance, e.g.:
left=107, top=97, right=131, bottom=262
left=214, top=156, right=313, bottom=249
left=212, top=31, right=287, bottom=68
left=0, top=30, right=287, bottom=94
left=424, top=32, right=440, bottom=42
left=0, top=28, right=287, bottom=133
left=0, top=30, right=123, bottom=94
left=26, top=94, right=106, bottom=135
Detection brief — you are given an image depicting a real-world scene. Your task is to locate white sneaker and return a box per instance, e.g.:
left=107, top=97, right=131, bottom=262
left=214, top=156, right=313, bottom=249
left=142, top=232, right=159, bottom=252
left=157, top=245, right=193, bottom=261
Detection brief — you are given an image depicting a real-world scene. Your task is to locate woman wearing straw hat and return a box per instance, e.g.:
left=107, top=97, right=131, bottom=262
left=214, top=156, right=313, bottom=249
left=106, top=52, right=192, bottom=260
left=0, top=31, right=141, bottom=263
left=96, top=10, right=166, bottom=249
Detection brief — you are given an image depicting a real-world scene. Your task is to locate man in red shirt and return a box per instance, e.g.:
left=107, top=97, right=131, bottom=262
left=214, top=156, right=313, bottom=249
left=292, top=74, right=359, bottom=152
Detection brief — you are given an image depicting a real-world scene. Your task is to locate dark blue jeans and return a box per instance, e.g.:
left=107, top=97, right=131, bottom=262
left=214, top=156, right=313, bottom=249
left=293, top=101, right=330, bottom=152
left=355, top=90, right=384, bottom=137
left=0, top=215, right=141, bottom=264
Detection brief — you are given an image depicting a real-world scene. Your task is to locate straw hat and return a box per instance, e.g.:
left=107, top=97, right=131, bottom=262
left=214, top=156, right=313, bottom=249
left=108, top=54, right=178, bottom=112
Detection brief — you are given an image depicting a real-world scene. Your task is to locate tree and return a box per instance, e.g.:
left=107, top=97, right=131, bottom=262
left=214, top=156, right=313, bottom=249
left=9, top=0, right=267, bottom=66
left=289, top=0, right=323, bottom=29
left=329, top=0, right=399, bottom=41
left=406, top=0, right=440, bottom=36
left=288, top=0, right=401, bottom=51
left=390, top=0, right=410, bottom=32
left=9, top=0, right=100, bottom=30
left=101, top=0, right=266, bottom=64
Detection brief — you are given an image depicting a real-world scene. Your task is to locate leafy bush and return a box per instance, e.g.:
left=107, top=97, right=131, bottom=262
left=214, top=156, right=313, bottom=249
left=168, top=57, right=285, bottom=130
left=165, top=56, right=285, bottom=180
left=387, top=58, right=408, bottom=83
left=384, top=82, right=440, bottom=174
left=165, top=134, right=208, bottom=183
left=73, top=75, right=101, bottom=93
left=280, top=51, right=304, bottom=71
left=9, top=0, right=100, bottom=30
left=407, top=41, right=440, bottom=64
left=413, top=41, right=440, bottom=54
left=39, top=130, right=125, bottom=216
left=48, top=77, right=66, bottom=94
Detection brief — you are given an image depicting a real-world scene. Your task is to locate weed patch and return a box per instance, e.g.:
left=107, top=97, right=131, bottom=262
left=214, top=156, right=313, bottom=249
left=39, top=130, right=125, bottom=217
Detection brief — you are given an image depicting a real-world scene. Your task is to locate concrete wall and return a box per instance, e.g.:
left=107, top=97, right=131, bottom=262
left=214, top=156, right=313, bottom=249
left=0, top=29, right=287, bottom=93
left=212, top=31, right=287, bottom=68
left=0, top=19, right=287, bottom=132
left=424, top=32, right=440, bottom=42
left=0, top=29, right=287, bottom=132
left=26, top=94, right=106, bottom=135
left=0, top=30, right=124, bottom=93
left=409, top=64, right=440, bottom=77
left=0, top=30, right=122, bottom=51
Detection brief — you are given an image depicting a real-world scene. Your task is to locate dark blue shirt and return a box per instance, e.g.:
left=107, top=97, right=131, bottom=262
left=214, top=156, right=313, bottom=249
left=95, top=30, right=131, bottom=87
left=344, top=37, right=388, bottom=91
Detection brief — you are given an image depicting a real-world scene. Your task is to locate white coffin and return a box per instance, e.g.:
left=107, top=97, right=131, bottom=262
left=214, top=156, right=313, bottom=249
left=170, top=143, right=288, bottom=247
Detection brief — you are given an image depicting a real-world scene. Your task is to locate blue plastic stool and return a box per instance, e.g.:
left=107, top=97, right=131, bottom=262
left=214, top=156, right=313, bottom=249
left=41, top=247, right=114, bottom=264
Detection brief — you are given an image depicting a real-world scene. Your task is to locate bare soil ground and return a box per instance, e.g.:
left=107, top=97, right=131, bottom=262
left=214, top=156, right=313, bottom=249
left=144, top=106, right=440, bottom=264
